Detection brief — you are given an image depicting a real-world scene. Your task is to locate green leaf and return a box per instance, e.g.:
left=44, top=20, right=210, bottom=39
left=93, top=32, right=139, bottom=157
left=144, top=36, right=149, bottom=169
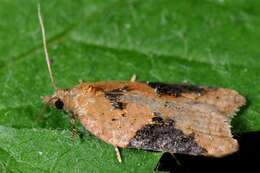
left=0, top=0, right=260, bottom=172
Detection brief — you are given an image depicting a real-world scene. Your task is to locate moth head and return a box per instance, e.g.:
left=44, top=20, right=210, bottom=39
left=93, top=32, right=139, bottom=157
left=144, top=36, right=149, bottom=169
left=42, top=89, right=69, bottom=110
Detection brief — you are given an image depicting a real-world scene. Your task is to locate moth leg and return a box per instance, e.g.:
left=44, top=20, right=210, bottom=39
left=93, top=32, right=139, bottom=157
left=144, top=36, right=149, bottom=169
left=130, top=74, right=137, bottom=82
left=37, top=96, right=58, bottom=125
left=36, top=103, right=49, bottom=124
left=172, top=154, right=181, bottom=166
left=69, top=113, right=78, bottom=140
left=78, top=79, right=85, bottom=84
left=114, top=146, right=122, bottom=163
left=155, top=153, right=182, bottom=172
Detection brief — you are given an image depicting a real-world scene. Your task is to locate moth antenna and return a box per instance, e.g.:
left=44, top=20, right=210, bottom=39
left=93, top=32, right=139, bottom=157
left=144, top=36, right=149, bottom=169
left=38, top=4, right=57, bottom=90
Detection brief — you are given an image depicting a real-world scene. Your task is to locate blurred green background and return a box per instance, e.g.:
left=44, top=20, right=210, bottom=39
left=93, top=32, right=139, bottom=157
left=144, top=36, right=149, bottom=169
left=0, top=0, right=260, bottom=172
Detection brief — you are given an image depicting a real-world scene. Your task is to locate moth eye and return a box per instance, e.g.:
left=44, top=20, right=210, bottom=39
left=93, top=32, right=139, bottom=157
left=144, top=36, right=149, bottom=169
left=55, top=99, right=64, bottom=109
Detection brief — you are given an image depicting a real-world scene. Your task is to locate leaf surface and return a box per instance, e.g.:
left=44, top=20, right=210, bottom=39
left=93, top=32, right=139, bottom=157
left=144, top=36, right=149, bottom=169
left=0, top=0, right=260, bottom=172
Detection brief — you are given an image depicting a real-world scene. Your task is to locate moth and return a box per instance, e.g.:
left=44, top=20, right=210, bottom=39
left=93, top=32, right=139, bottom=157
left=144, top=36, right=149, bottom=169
left=38, top=5, right=246, bottom=163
